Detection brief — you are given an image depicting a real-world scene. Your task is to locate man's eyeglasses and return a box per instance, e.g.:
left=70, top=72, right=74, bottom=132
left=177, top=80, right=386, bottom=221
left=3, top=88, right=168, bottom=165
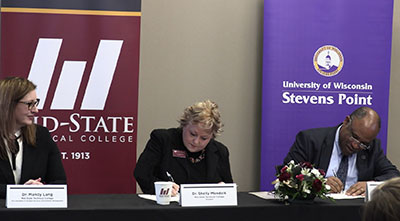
left=348, top=118, right=371, bottom=150
left=18, top=99, right=40, bottom=110
left=349, top=135, right=370, bottom=150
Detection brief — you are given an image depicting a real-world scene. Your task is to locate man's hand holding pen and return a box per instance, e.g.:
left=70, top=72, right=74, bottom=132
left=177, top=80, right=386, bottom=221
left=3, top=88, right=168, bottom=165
left=326, top=176, right=344, bottom=193
left=326, top=170, right=344, bottom=193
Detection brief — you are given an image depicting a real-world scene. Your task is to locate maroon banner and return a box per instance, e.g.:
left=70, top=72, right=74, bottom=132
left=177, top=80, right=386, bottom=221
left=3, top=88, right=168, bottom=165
left=1, top=10, right=140, bottom=194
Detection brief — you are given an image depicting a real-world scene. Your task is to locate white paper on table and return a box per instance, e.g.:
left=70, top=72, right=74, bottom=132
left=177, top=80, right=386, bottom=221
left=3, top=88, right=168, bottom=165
left=326, top=192, right=364, bottom=199
left=250, top=191, right=364, bottom=200
left=138, top=194, right=180, bottom=202
left=248, top=191, right=278, bottom=200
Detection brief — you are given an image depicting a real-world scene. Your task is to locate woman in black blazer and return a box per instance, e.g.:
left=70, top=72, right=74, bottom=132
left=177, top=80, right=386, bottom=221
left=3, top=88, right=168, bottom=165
left=0, top=77, right=66, bottom=198
left=134, top=100, right=233, bottom=196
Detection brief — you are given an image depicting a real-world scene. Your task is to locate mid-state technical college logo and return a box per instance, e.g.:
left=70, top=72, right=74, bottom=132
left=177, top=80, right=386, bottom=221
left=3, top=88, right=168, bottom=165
left=313, top=45, right=344, bottom=77
left=160, top=188, right=170, bottom=196
left=27, top=38, right=135, bottom=144
left=28, top=38, right=122, bottom=110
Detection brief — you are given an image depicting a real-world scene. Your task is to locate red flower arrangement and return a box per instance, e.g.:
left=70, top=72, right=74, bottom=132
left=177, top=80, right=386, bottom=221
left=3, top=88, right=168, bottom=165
left=273, top=160, right=331, bottom=201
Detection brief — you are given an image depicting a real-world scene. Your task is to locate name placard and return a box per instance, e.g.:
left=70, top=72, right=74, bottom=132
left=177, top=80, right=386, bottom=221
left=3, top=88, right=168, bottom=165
left=6, top=185, right=67, bottom=208
left=180, top=183, right=237, bottom=207
left=365, top=181, right=384, bottom=202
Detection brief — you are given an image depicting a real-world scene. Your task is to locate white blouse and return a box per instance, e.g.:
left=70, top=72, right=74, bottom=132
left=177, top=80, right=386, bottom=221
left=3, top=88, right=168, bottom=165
left=6, top=130, right=23, bottom=184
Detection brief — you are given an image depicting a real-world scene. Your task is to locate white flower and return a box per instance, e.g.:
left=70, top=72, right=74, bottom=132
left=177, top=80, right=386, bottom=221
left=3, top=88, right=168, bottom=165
left=302, top=184, right=311, bottom=194
left=311, top=168, right=320, bottom=176
left=274, top=182, right=280, bottom=190
left=326, top=184, right=331, bottom=191
left=301, top=168, right=311, bottom=175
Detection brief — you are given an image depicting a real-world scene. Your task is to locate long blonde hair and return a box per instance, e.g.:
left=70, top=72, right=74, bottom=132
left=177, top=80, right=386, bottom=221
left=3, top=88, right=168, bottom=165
left=0, top=77, right=37, bottom=160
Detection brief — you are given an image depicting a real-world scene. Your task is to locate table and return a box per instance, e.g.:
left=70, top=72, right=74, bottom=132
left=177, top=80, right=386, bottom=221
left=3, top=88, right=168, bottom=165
left=0, top=192, right=365, bottom=221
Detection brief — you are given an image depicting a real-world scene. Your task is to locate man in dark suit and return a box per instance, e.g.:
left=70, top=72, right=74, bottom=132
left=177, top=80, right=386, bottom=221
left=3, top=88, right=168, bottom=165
left=283, top=107, right=400, bottom=196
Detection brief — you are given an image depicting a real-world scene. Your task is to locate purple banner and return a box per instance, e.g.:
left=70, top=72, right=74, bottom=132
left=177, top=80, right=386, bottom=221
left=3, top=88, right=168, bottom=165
left=261, top=0, right=394, bottom=190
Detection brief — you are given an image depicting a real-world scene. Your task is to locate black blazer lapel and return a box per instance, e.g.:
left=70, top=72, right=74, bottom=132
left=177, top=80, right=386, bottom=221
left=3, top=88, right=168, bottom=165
left=170, top=130, right=190, bottom=180
left=0, top=158, right=15, bottom=184
left=318, top=126, right=339, bottom=171
left=174, top=154, right=190, bottom=179
left=355, top=149, right=369, bottom=179
left=205, top=142, right=219, bottom=182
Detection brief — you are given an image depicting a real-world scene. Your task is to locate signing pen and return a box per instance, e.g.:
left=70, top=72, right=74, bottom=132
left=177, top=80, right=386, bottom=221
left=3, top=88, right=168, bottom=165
left=332, top=169, right=338, bottom=178
left=332, top=169, right=345, bottom=193
left=166, top=171, right=175, bottom=182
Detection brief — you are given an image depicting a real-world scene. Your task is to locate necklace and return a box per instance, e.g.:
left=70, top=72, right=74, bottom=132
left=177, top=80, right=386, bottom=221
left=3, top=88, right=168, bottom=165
left=188, top=149, right=206, bottom=163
